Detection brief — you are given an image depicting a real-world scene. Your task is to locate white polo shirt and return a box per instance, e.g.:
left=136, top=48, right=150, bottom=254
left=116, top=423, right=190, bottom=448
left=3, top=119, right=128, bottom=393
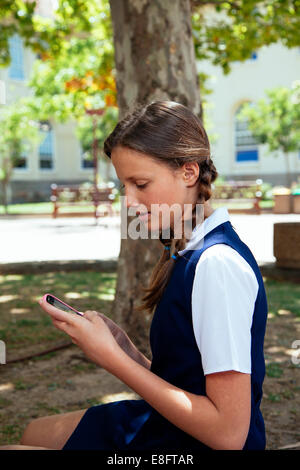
left=178, top=207, right=259, bottom=375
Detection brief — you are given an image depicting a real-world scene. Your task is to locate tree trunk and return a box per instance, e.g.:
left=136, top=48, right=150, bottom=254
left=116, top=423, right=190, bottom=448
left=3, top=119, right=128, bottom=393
left=109, top=0, right=201, bottom=357
left=1, top=180, right=8, bottom=214
left=284, top=152, right=293, bottom=188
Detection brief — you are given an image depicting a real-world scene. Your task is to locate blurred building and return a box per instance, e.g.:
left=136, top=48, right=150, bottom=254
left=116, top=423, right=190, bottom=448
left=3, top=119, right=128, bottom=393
left=0, top=32, right=115, bottom=204
left=200, top=43, right=300, bottom=186
left=1, top=3, right=299, bottom=203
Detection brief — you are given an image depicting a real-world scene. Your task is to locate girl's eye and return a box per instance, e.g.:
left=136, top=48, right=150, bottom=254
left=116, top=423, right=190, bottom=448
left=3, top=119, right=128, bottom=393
left=120, top=183, right=148, bottom=190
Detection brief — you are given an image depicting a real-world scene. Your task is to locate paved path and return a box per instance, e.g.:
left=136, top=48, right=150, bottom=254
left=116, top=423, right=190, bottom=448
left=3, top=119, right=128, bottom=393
left=0, top=213, right=299, bottom=265
left=227, top=212, right=300, bottom=264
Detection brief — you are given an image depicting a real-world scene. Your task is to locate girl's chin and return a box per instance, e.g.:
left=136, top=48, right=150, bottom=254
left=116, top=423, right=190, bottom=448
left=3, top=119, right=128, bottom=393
left=138, top=213, right=174, bottom=234
left=139, top=216, right=160, bottom=231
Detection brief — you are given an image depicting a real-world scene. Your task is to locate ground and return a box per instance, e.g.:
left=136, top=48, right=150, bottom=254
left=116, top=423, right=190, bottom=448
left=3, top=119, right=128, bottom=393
left=0, top=307, right=299, bottom=450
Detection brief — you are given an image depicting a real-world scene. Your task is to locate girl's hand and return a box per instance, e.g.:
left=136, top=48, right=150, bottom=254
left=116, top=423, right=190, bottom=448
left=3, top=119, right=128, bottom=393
left=39, top=299, right=120, bottom=370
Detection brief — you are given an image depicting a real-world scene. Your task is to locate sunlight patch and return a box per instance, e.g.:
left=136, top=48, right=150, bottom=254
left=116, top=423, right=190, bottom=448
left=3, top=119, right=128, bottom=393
left=10, top=308, right=30, bottom=315
left=277, top=309, right=291, bottom=316
left=0, top=382, right=14, bottom=392
left=98, top=293, right=114, bottom=300
left=0, top=275, right=24, bottom=282
left=0, top=295, right=19, bottom=303
left=65, top=292, right=82, bottom=300
left=101, top=391, right=137, bottom=404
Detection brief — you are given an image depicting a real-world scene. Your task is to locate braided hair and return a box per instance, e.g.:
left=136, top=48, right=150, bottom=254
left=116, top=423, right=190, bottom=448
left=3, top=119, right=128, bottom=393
left=104, top=101, right=218, bottom=315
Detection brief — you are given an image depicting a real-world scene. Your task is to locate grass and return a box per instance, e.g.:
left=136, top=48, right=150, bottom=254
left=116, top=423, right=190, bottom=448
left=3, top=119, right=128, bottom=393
left=0, top=201, right=121, bottom=215
left=0, top=271, right=299, bottom=447
left=260, top=200, right=275, bottom=209
left=263, top=278, right=300, bottom=318
left=0, top=199, right=274, bottom=215
left=0, top=202, right=54, bottom=215
left=0, top=272, right=298, bottom=360
left=211, top=199, right=274, bottom=210
left=265, top=362, right=284, bottom=378
left=0, top=271, right=117, bottom=358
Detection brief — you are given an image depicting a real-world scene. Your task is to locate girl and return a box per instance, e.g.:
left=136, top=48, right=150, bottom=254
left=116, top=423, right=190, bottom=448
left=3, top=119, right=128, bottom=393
left=3, top=101, right=268, bottom=451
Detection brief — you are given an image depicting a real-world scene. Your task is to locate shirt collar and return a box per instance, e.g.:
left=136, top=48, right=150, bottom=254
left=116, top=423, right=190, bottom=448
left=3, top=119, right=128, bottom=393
left=178, top=207, right=230, bottom=255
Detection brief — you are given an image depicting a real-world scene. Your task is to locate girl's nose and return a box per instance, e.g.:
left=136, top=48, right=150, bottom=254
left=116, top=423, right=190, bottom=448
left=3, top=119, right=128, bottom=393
left=124, top=189, right=140, bottom=211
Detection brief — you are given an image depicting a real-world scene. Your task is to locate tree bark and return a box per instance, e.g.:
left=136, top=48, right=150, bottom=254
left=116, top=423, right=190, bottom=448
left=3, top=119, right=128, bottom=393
left=1, top=179, right=9, bottom=214
left=284, top=152, right=292, bottom=188
left=109, top=0, right=201, bottom=358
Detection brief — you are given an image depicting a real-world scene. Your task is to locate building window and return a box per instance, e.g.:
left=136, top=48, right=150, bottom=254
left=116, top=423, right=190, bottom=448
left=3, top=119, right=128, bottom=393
left=81, top=148, right=95, bottom=169
left=13, top=153, right=28, bottom=170
left=235, top=104, right=259, bottom=163
left=8, top=34, right=25, bottom=80
left=39, top=121, right=54, bottom=170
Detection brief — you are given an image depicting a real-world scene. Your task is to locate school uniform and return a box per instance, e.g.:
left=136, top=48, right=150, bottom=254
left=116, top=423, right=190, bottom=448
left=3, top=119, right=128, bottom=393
left=63, top=207, right=268, bottom=451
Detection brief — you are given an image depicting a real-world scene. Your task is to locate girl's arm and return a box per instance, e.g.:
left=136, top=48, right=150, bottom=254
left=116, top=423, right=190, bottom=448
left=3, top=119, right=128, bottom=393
left=41, top=303, right=250, bottom=450
left=108, top=346, right=251, bottom=450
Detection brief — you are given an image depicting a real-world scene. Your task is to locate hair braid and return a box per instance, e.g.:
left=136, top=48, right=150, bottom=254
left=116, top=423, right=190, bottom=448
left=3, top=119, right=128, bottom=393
left=104, top=100, right=218, bottom=315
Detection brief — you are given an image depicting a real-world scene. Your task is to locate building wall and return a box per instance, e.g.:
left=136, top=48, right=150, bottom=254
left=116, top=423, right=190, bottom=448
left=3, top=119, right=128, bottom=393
left=199, top=44, right=300, bottom=185
left=1, top=30, right=299, bottom=203
left=0, top=36, right=116, bottom=203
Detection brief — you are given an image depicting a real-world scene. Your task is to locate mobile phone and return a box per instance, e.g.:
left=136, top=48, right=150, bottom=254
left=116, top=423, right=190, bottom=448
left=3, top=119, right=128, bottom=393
left=42, top=294, right=83, bottom=316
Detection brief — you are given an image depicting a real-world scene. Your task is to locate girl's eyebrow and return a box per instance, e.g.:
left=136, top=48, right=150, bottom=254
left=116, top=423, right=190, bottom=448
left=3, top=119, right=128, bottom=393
left=121, top=176, right=150, bottom=182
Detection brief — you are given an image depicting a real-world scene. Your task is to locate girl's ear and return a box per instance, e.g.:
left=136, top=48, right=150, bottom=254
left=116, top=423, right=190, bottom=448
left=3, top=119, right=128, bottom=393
left=182, top=162, right=199, bottom=185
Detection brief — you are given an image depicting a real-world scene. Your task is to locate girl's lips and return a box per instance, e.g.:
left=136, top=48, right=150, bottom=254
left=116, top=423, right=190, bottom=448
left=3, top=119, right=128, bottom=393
left=138, top=212, right=150, bottom=221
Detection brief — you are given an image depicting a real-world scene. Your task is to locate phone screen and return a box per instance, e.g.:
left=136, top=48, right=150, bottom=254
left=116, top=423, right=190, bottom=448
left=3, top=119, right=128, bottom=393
left=46, top=295, right=81, bottom=315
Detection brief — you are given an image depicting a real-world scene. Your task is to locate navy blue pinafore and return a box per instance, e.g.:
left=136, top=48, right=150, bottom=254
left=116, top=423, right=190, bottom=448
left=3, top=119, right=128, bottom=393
left=63, top=221, right=268, bottom=450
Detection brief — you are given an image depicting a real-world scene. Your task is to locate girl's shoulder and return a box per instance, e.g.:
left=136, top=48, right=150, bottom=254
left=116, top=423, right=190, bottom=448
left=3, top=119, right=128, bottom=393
left=194, top=242, right=259, bottom=297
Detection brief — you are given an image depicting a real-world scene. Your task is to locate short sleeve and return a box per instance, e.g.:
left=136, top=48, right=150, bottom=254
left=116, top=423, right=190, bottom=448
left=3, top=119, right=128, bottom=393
left=191, top=243, right=259, bottom=375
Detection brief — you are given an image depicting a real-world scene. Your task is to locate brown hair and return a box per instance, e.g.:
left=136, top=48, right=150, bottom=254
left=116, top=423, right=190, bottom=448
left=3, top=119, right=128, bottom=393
left=104, top=101, right=218, bottom=315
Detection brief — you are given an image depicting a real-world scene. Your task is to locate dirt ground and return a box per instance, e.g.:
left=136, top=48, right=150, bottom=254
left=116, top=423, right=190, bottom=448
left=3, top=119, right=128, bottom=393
left=0, top=309, right=299, bottom=450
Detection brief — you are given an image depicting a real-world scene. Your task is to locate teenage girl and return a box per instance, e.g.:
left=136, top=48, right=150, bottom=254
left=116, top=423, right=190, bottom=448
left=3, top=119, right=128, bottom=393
left=1, top=101, right=268, bottom=451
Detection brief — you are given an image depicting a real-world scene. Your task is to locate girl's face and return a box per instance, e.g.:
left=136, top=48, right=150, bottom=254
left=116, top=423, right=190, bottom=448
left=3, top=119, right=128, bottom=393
left=111, top=145, right=200, bottom=233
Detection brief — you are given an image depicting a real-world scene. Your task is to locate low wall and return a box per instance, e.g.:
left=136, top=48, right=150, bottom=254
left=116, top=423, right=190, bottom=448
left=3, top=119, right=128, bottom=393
left=274, top=222, right=300, bottom=269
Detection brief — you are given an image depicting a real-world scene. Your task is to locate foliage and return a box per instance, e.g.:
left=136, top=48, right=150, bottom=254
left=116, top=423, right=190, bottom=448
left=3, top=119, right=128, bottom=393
left=26, top=1, right=116, bottom=121
left=0, top=0, right=103, bottom=66
left=191, top=0, right=300, bottom=74
left=0, top=99, right=40, bottom=181
left=0, top=0, right=37, bottom=66
left=76, top=106, right=118, bottom=162
left=1, top=1, right=299, bottom=144
left=0, top=99, right=41, bottom=209
left=259, top=182, right=273, bottom=201
left=9, top=1, right=119, bottom=155
left=238, top=81, right=300, bottom=155
left=1, top=1, right=299, bottom=174
left=236, top=82, right=300, bottom=187
left=2, top=2, right=300, bottom=73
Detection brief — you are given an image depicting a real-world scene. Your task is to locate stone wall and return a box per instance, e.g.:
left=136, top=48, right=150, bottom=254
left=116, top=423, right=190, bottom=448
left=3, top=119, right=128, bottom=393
left=274, top=222, right=300, bottom=269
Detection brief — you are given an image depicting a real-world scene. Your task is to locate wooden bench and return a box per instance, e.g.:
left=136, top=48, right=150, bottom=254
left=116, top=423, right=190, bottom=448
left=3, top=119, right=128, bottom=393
left=211, top=179, right=262, bottom=214
left=50, top=184, right=116, bottom=220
